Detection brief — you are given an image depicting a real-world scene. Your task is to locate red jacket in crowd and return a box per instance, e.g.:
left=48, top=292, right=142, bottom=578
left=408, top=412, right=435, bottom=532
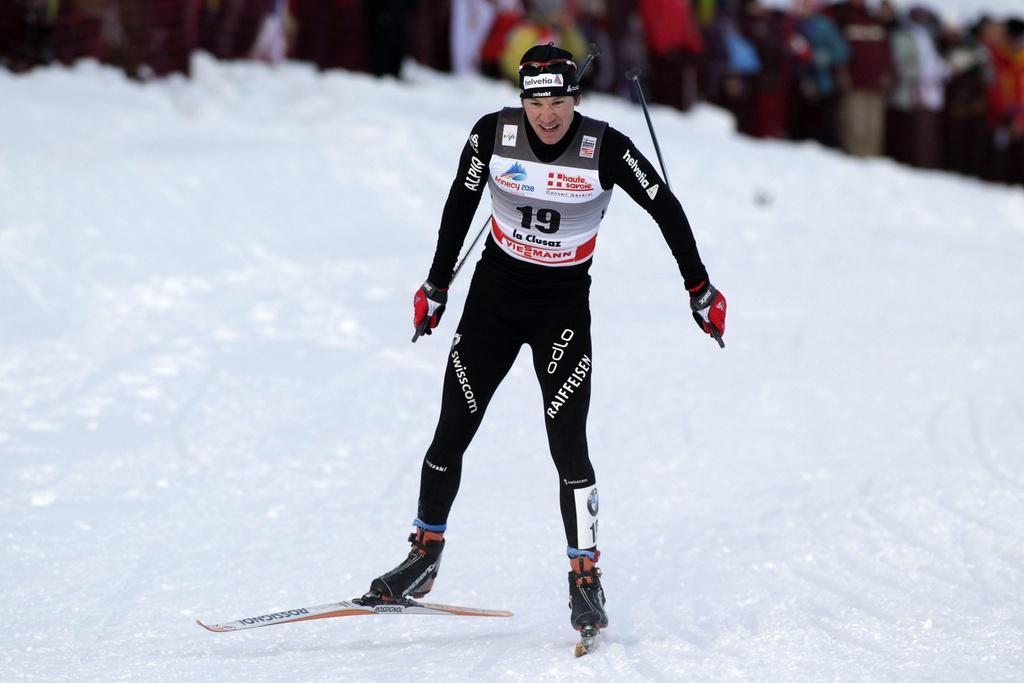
left=988, top=43, right=1024, bottom=132
left=637, top=0, right=703, bottom=57
left=825, top=1, right=893, bottom=91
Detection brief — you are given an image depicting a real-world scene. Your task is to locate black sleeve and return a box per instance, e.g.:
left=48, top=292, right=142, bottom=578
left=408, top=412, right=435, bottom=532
left=426, top=113, right=498, bottom=289
left=599, top=126, right=709, bottom=290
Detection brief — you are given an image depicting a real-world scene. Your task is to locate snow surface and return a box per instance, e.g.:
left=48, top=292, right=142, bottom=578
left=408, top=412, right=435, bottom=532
left=2, top=55, right=1024, bottom=682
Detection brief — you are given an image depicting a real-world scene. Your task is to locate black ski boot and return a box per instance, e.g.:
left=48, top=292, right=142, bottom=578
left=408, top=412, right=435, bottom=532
left=366, top=527, right=445, bottom=601
left=568, top=552, right=608, bottom=631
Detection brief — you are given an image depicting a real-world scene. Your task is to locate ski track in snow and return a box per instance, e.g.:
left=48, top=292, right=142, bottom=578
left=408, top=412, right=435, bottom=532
left=2, top=57, right=1024, bottom=681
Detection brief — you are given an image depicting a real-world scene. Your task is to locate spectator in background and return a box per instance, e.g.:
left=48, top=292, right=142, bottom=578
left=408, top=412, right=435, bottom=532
left=637, top=0, right=704, bottom=111
left=410, top=0, right=452, bottom=72
left=887, top=6, right=949, bottom=169
left=987, top=17, right=1024, bottom=185
left=789, top=0, right=849, bottom=148
left=499, top=0, right=587, bottom=82
left=695, top=0, right=716, bottom=27
left=876, top=0, right=897, bottom=28
left=199, top=0, right=266, bottom=63
left=940, top=17, right=994, bottom=177
left=575, top=0, right=616, bottom=93
left=826, top=0, right=894, bottom=157
left=451, top=0, right=496, bottom=74
left=2, top=0, right=117, bottom=72
left=975, top=17, right=1006, bottom=182
left=250, top=0, right=289, bottom=64
left=3, top=0, right=1018, bottom=189
left=704, top=0, right=761, bottom=133
left=479, top=0, right=524, bottom=78
left=879, top=0, right=905, bottom=162
left=292, top=0, right=368, bottom=72
left=739, top=0, right=797, bottom=138
left=606, top=0, right=649, bottom=99
left=16, top=0, right=60, bottom=68
left=365, top=0, right=414, bottom=78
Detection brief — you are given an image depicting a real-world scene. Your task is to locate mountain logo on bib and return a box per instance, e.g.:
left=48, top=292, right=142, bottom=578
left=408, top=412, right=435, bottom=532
left=499, top=162, right=528, bottom=182
left=496, top=161, right=532, bottom=192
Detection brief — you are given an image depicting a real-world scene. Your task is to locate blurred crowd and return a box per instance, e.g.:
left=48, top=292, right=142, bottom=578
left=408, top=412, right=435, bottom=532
left=3, top=0, right=1023, bottom=186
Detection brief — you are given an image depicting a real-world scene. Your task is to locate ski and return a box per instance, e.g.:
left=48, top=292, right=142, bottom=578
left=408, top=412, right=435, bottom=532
left=574, top=625, right=600, bottom=657
left=197, top=597, right=512, bottom=633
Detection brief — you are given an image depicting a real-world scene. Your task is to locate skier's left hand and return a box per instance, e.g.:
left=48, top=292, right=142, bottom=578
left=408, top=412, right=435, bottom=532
left=688, top=280, right=726, bottom=346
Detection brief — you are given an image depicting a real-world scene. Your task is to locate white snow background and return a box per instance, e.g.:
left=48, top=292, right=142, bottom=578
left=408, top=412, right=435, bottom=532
left=2, top=56, right=1023, bottom=682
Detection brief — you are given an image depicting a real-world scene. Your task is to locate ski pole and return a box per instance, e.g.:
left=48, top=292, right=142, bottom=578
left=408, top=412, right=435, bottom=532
left=625, top=68, right=673, bottom=188
left=577, top=43, right=601, bottom=85
left=625, top=68, right=723, bottom=349
left=411, top=216, right=489, bottom=342
left=413, top=44, right=602, bottom=343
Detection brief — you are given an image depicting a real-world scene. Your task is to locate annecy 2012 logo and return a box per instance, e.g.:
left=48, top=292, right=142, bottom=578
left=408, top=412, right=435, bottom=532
left=496, top=161, right=534, bottom=192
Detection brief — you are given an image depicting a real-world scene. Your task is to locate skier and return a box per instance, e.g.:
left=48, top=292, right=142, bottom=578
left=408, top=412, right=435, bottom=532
left=365, top=44, right=727, bottom=635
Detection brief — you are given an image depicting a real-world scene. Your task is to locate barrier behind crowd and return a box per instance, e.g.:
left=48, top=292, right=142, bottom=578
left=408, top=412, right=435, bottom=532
left=2, top=0, right=1022, bottom=186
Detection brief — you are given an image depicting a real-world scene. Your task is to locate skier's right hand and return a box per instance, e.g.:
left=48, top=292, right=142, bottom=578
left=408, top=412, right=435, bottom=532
left=688, top=280, right=726, bottom=346
left=413, top=281, right=448, bottom=336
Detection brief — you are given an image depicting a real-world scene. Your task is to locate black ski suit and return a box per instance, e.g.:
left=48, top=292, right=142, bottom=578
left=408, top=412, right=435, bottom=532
left=416, top=108, right=708, bottom=551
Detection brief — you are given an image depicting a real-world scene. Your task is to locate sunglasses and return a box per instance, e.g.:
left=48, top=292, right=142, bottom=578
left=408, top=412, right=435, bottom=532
left=518, top=58, right=578, bottom=77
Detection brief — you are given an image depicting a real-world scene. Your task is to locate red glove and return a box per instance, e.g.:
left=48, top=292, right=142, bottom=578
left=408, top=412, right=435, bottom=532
left=413, top=282, right=448, bottom=336
left=688, top=280, right=726, bottom=343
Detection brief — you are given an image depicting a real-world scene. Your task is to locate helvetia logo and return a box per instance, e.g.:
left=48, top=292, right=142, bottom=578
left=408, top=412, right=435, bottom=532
left=523, top=74, right=564, bottom=90
left=622, top=149, right=649, bottom=189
